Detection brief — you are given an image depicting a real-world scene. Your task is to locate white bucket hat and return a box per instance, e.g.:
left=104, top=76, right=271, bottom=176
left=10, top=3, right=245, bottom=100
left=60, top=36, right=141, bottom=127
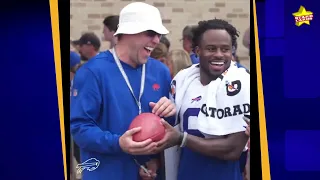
left=114, top=2, right=169, bottom=36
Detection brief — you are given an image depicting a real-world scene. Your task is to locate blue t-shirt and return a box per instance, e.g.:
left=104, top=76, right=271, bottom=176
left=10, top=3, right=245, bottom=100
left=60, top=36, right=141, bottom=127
left=190, top=53, right=199, bottom=64
left=236, top=62, right=249, bottom=73
left=70, top=51, right=172, bottom=180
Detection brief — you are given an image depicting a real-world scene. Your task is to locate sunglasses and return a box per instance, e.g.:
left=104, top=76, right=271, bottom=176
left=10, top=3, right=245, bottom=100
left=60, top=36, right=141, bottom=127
left=145, top=30, right=162, bottom=39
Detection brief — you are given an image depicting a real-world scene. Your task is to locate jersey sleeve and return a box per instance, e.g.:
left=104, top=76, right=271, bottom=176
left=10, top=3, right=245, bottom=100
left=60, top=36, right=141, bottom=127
left=70, top=67, right=122, bottom=154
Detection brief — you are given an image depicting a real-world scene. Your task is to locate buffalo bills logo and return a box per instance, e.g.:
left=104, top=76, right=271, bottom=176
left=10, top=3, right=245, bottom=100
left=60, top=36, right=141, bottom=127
left=152, top=83, right=160, bottom=91
left=191, top=96, right=202, bottom=103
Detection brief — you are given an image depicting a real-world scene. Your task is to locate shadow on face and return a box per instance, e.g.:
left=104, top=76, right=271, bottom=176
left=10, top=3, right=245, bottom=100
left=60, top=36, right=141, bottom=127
left=79, top=44, right=93, bottom=61
left=103, top=26, right=115, bottom=42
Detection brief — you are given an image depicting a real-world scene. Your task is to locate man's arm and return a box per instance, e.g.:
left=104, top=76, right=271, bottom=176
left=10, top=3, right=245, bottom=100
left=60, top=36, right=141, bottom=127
left=184, top=132, right=248, bottom=161
left=70, top=67, right=122, bottom=154
left=156, top=120, right=248, bottom=161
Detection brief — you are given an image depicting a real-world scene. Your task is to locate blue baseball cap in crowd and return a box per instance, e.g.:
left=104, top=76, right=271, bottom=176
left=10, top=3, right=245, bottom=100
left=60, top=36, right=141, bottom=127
left=70, top=51, right=81, bottom=69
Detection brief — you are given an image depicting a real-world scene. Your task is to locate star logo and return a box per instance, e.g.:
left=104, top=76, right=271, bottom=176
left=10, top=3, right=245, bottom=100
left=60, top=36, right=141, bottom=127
left=292, top=6, right=313, bottom=27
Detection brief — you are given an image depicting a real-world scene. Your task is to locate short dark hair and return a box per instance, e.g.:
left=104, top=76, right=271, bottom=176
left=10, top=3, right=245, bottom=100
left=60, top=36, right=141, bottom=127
left=182, top=25, right=197, bottom=40
left=78, top=32, right=101, bottom=51
left=160, top=36, right=171, bottom=49
left=192, top=19, right=239, bottom=49
left=103, top=15, right=119, bottom=32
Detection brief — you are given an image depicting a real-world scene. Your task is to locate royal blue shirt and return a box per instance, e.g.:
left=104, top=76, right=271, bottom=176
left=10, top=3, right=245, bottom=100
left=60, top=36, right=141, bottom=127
left=236, top=62, right=250, bottom=74
left=70, top=51, right=172, bottom=180
left=190, top=53, right=199, bottom=64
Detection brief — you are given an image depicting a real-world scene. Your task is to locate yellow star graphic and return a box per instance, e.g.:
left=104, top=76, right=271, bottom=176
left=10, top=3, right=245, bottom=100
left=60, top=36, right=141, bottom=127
left=292, top=6, right=313, bottom=27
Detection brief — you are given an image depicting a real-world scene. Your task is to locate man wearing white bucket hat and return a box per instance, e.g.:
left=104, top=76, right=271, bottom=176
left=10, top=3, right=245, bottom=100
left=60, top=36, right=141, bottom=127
left=70, top=2, right=176, bottom=180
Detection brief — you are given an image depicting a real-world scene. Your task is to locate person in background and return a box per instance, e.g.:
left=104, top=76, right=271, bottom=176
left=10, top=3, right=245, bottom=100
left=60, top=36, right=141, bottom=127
left=70, top=51, right=81, bottom=82
left=71, top=38, right=81, bottom=52
left=77, top=32, right=101, bottom=63
left=243, top=27, right=250, bottom=55
left=70, top=51, right=82, bottom=180
left=150, top=42, right=168, bottom=64
left=232, top=42, right=248, bottom=71
left=181, top=25, right=199, bottom=64
left=166, top=49, right=192, bottom=78
left=103, top=15, right=119, bottom=49
left=160, top=36, right=171, bottom=50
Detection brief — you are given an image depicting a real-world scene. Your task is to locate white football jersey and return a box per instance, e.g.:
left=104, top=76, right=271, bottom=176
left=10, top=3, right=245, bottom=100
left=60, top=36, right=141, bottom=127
left=178, top=77, right=248, bottom=150
left=179, top=77, right=208, bottom=135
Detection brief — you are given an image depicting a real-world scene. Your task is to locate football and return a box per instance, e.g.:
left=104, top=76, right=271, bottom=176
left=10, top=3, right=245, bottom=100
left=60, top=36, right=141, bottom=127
left=129, top=113, right=165, bottom=142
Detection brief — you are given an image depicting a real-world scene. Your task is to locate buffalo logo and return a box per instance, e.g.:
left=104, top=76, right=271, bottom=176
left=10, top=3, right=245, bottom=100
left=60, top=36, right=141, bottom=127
left=225, top=80, right=241, bottom=96
left=76, top=158, right=100, bottom=174
left=170, top=80, right=176, bottom=99
left=191, top=96, right=202, bottom=103
left=152, top=83, right=160, bottom=91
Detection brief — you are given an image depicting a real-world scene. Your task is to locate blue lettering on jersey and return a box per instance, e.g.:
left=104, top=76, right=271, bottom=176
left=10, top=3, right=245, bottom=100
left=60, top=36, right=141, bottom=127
left=182, top=108, right=203, bottom=137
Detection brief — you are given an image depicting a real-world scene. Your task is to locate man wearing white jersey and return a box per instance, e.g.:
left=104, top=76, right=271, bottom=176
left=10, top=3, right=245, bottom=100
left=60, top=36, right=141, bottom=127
left=153, top=19, right=250, bottom=180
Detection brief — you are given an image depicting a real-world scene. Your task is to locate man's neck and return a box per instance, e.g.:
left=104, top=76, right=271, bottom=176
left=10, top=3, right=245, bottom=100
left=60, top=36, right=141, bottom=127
left=88, top=51, right=99, bottom=60
left=114, top=44, right=137, bottom=68
left=200, top=70, right=218, bottom=86
left=109, top=38, right=117, bottom=49
left=199, top=63, right=231, bottom=85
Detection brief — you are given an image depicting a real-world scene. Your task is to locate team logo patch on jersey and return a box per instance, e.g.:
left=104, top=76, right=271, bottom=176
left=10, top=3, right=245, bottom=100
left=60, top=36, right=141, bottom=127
left=191, top=96, right=202, bottom=103
left=170, top=80, right=176, bottom=99
left=225, top=80, right=241, bottom=96
left=152, top=83, right=160, bottom=91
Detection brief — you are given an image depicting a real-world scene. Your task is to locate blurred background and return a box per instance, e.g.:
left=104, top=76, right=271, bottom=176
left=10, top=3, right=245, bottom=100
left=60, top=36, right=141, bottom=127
left=70, top=0, right=250, bottom=69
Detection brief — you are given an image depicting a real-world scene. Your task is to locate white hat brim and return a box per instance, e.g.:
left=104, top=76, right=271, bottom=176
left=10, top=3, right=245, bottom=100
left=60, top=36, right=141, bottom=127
left=114, top=22, right=169, bottom=36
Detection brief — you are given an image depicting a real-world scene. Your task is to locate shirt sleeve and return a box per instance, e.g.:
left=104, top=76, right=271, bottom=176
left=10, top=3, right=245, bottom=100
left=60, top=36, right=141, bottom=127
left=70, top=67, right=122, bottom=154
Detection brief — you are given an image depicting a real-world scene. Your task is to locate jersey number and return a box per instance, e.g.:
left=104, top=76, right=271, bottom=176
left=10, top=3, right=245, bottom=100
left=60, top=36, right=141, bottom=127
left=182, top=108, right=200, bottom=131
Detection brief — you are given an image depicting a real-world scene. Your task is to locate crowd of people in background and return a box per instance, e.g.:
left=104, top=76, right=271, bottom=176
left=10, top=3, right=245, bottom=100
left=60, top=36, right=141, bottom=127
left=70, top=17, right=250, bottom=81
left=70, top=2, right=250, bottom=180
